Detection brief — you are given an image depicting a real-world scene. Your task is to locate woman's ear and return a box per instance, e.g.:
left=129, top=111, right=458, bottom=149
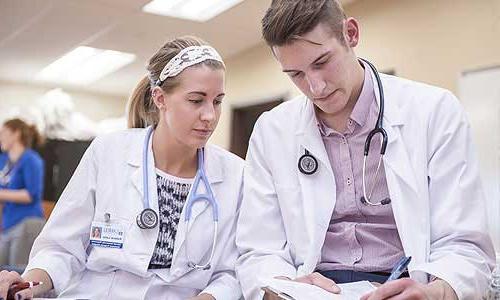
left=151, top=86, right=167, bottom=111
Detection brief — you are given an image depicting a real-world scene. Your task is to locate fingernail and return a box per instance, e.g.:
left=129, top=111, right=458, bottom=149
left=332, top=285, right=340, bottom=293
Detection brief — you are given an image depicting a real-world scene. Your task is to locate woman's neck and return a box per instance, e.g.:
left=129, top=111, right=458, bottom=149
left=8, top=143, right=26, bottom=163
left=152, top=125, right=198, bottom=178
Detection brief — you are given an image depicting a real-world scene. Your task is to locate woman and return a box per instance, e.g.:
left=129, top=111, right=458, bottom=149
left=0, top=36, right=244, bottom=300
left=0, top=118, right=45, bottom=268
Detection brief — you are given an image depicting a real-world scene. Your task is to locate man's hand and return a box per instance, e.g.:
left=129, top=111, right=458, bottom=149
left=188, top=292, right=215, bottom=300
left=263, top=272, right=340, bottom=300
left=360, top=278, right=458, bottom=300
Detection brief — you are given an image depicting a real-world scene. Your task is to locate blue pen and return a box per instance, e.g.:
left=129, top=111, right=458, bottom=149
left=386, top=256, right=412, bottom=282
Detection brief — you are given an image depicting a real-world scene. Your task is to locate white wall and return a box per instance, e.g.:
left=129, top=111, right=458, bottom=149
left=459, top=67, right=500, bottom=254
left=215, top=0, right=500, bottom=148
left=0, top=80, right=127, bottom=123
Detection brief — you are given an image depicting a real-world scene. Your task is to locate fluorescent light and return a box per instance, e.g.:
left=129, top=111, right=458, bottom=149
left=37, top=46, right=136, bottom=85
left=142, top=0, right=244, bottom=22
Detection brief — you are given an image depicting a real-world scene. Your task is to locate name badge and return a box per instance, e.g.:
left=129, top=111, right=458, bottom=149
left=90, top=221, right=125, bottom=249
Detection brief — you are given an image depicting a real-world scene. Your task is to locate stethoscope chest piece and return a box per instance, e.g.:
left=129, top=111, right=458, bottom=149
left=137, top=208, right=159, bottom=229
left=298, top=150, right=318, bottom=175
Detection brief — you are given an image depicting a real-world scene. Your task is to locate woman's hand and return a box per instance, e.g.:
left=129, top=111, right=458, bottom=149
left=0, top=270, right=33, bottom=300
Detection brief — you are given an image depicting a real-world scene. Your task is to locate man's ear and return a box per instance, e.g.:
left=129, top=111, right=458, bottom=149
left=344, top=17, right=360, bottom=47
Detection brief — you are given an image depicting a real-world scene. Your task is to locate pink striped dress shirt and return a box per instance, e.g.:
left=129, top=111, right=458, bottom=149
left=316, top=61, right=404, bottom=272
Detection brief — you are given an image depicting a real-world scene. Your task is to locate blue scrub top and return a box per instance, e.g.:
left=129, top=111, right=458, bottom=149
left=0, top=149, right=45, bottom=231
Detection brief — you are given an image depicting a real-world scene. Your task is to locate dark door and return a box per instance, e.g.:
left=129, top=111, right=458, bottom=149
left=230, top=99, right=283, bottom=158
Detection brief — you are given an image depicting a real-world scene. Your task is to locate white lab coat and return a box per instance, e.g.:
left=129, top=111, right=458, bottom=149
left=25, top=128, right=244, bottom=300
left=236, top=73, right=496, bottom=300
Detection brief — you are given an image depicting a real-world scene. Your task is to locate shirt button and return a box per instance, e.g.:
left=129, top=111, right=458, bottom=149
left=347, top=178, right=352, bottom=185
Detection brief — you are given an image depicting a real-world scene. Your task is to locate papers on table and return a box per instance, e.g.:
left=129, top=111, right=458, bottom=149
left=261, top=277, right=376, bottom=300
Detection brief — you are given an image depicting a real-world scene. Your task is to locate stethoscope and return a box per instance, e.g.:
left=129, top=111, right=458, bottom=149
left=298, top=58, right=391, bottom=206
left=137, top=126, right=219, bottom=270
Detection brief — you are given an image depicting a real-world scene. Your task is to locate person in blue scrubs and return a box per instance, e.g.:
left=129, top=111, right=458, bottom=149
left=0, top=118, right=45, bottom=267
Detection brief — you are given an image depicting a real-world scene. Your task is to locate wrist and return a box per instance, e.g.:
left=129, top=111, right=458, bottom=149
left=427, top=279, right=458, bottom=300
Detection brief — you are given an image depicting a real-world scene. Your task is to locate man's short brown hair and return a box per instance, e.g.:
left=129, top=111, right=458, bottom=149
left=262, top=0, right=347, bottom=47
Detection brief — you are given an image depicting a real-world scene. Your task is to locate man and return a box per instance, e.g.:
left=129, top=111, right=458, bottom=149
left=235, top=1, right=495, bottom=299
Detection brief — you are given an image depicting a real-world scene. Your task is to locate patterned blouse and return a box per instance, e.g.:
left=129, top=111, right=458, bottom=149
left=148, top=169, right=193, bottom=269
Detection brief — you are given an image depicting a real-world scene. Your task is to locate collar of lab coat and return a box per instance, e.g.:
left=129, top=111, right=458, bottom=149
left=294, top=68, right=409, bottom=171
left=295, top=67, right=404, bottom=138
left=124, top=128, right=225, bottom=276
left=294, top=71, right=424, bottom=276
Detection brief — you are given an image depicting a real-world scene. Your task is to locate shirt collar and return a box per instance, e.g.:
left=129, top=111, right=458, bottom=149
left=350, top=59, right=375, bottom=127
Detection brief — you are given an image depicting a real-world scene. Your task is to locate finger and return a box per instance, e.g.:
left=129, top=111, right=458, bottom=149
left=308, top=272, right=340, bottom=293
left=0, top=271, right=23, bottom=300
left=15, top=288, right=34, bottom=300
left=262, top=288, right=282, bottom=300
left=364, top=278, right=412, bottom=300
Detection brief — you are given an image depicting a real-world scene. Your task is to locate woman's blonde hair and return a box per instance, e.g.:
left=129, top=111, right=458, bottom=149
left=127, top=36, right=225, bottom=128
left=3, top=118, right=44, bottom=148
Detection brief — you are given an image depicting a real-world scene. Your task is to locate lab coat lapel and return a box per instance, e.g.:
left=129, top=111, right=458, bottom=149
left=295, top=99, right=337, bottom=273
left=127, top=128, right=160, bottom=214
left=127, top=128, right=160, bottom=255
left=372, top=73, right=419, bottom=197
left=377, top=76, right=427, bottom=279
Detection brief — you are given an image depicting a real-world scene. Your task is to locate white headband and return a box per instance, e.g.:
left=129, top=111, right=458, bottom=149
left=157, top=45, right=224, bottom=85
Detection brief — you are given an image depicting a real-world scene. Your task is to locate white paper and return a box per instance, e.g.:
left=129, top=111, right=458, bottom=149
left=261, top=277, right=376, bottom=300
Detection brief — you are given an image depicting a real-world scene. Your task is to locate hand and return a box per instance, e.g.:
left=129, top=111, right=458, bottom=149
left=263, top=272, right=340, bottom=300
left=360, top=278, right=458, bottom=300
left=0, top=270, right=33, bottom=300
left=187, top=293, right=215, bottom=300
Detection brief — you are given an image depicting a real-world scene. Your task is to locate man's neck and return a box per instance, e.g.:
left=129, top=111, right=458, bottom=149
left=319, top=60, right=365, bottom=132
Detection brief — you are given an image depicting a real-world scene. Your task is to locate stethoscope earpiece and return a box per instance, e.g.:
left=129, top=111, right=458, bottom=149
left=381, top=198, right=391, bottom=205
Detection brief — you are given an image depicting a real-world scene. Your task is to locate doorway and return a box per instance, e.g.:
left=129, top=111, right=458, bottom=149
left=230, top=99, right=283, bottom=158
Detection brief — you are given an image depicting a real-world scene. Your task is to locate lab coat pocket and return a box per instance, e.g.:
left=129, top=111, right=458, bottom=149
left=59, top=269, right=117, bottom=299
left=171, top=266, right=213, bottom=291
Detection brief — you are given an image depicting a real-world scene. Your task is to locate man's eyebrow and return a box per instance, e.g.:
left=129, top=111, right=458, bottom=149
left=282, top=51, right=331, bottom=73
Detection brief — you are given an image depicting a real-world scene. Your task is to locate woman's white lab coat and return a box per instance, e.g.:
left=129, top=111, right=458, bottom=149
left=25, top=128, right=244, bottom=300
left=236, top=73, right=496, bottom=300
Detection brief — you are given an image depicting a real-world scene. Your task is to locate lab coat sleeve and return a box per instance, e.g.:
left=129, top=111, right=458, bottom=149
left=201, top=176, right=243, bottom=300
left=236, top=113, right=297, bottom=300
left=415, top=91, right=496, bottom=300
left=24, top=138, right=99, bottom=294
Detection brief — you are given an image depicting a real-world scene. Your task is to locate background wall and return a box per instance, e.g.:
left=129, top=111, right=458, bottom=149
left=0, top=80, right=127, bottom=123
left=3, top=0, right=498, bottom=147
left=215, top=0, right=500, bottom=148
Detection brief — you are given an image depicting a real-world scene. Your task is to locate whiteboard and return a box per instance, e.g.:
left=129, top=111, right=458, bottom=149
left=459, top=66, right=500, bottom=254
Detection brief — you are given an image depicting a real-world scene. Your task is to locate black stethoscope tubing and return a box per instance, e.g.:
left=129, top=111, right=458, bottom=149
left=299, top=58, right=391, bottom=206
